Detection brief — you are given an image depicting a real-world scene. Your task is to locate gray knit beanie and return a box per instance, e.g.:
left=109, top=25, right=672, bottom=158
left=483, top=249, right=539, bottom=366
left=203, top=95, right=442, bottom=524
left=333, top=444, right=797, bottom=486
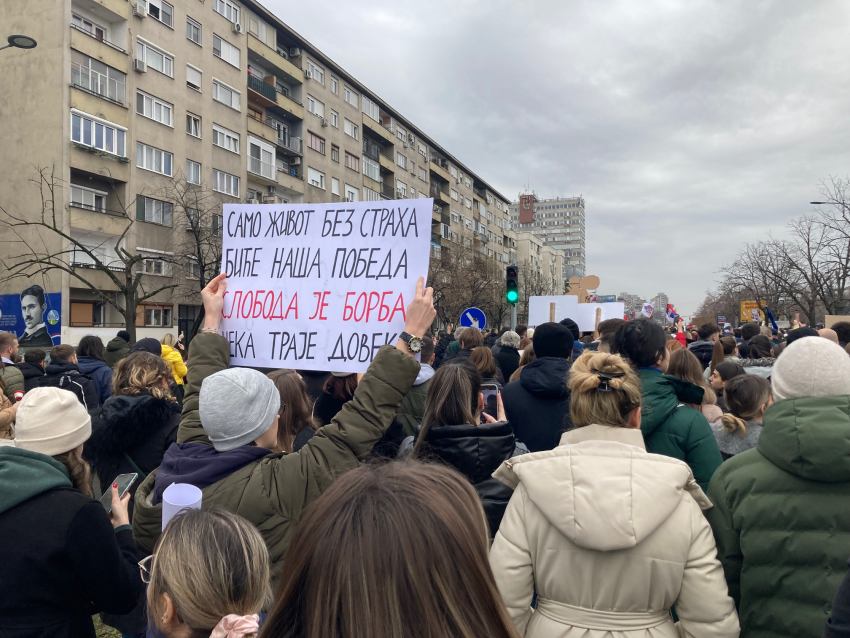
left=199, top=368, right=280, bottom=451
left=772, top=336, right=850, bottom=402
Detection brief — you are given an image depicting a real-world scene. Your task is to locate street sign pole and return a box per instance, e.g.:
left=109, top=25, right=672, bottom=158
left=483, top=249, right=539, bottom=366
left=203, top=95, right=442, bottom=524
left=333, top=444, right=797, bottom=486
left=510, top=303, right=517, bottom=331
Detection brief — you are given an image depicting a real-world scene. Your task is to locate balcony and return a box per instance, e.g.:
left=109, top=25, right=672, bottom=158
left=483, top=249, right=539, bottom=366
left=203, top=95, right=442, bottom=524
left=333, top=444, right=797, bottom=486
left=248, top=33, right=303, bottom=83
left=362, top=116, right=395, bottom=146
left=378, top=153, right=395, bottom=173
left=430, top=185, right=451, bottom=205
left=429, top=158, right=451, bottom=183
left=69, top=25, right=126, bottom=71
left=248, top=157, right=277, bottom=185
left=248, top=74, right=276, bottom=101
left=247, top=74, right=304, bottom=120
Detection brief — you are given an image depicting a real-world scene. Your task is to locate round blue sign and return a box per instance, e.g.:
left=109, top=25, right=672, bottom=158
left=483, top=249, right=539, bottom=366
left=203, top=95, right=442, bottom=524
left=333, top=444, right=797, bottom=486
left=459, top=307, right=487, bottom=330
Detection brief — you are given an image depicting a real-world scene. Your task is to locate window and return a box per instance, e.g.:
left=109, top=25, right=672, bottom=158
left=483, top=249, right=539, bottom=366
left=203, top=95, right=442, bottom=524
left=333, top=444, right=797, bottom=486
left=186, top=159, right=201, bottom=184
left=213, top=34, right=240, bottom=68
left=136, top=142, right=174, bottom=176
left=464, top=196, right=472, bottom=209
left=306, top=59, right=324, bottom=84
left=417, top=142, right=427, bottom=158
left=72, top=13, right=107, bottom=41
left=344, top=184, right=359, bottom=202
left=343, top=118, right=358, bottom=140
left=329, top=109, right=339, bottom=128
left=212, top=124, right=240, bottom=153
left=307, top=131, right=326, bottom=154
left=330, top=144, right=339, bottom=163
left=248, top=137, right=275, bottom=179
left=70, top=185, right=107, bottom=212
left=363, top=186, right=380, bottom=201
left=71, top=51, right=125, bottom=104
left=135, top=91, right=173, bottom=126
left=142, top=257, right=173, bottom=276
left=70, top=110, right=126, bottom=157
left=417, top=165, right=427, bottom=182
left=144, top=306, right=173, bottom=327
left=362, top=95, right=379, bottom=121
left=212, top=169, right=240, bottom=196
left=343, top=85, right=358, bottom=108
left=307, top=167, right=325, bottom=189
left=396, top=153, right=407, bottom=170
left=344, top=152, right=359, bottom=172
left=186, top=64, right=202, bottom=91
left=306, top=94, right=324, bottom=118
left=136, top=39, right=173, bottom=77
left=331, top=177, right=340, bottom=196
left=186, top=17, right=202, bottom=44
left=450, top=189, right=459, bottom=201
left=136, top=196, right=173, bottom=225
left=449, top=164, right=458, bottom=178
left=363, top=157, right=380, bottom=181
left=186, top=112, right=201, bottom=137
left=213, top=0, right=240, bottom=24
left=187, top=259, right=201, bottom=279
left=147, top=0, right=173, bottom=27
left=212, top=79, right=240, bottom=110
left=329, top=76, right=338, bottom=94
left=396, top=180, right=407, bottom=197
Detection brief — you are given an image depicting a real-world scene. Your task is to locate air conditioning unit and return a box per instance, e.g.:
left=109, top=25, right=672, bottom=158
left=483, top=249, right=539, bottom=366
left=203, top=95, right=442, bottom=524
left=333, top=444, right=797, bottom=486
left=320, top=117, right=327, bottom=128
left=290, top=157, right=301, bottom=166
left=304, top=69, right=312, bottom=80
left=232, top=21, right=242, bottom=34
left=289, top=47, right=302, bottom=57
left=134, top=58, right=147, bottom=73
left=133, top=0, right=147, bottom=17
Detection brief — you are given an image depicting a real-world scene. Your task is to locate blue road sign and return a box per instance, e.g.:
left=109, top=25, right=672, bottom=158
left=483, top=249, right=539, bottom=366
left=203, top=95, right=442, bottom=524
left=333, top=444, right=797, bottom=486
left=459, top=307, right=487, bottom=330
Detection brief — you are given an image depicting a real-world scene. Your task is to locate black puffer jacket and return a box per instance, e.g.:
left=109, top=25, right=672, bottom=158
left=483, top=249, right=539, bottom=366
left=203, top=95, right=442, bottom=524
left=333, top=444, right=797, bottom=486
left=493, top=345, right=520, bottom=382
left=36, top=362, right=100, bottom=412
left=688, top=340, right=714, bottom=369
left=85, top=394, right=180, bottom=496
left=502, top=357, right=571, bottom=452
left=417, top=421, right=525, bottom=536
left=16, top=362, right=45, bottom=392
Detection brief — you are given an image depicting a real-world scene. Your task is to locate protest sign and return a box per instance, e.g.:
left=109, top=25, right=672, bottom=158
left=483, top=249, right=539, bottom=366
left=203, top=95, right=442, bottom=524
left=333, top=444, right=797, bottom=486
left=825, top=315, right=850, bottom=329
left=528, top=295, right=580, bottom=326
left=219, top=198, right=432, bottom=372
left=740, top=300, right=763, bottom=323
left=573, top=302, right=626, bottom=332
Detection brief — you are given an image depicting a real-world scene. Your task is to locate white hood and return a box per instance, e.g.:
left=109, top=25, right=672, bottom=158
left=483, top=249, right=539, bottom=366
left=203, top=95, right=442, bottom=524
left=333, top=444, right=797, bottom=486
left=493, top=425, right=710, bottom=551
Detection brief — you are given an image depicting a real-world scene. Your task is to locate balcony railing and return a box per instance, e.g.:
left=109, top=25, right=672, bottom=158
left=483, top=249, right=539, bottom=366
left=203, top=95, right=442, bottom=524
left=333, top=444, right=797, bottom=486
left=247, top=74, right=277, bottom=101
left=249, top=157, right=276, bottom=180
left=70, top=23, right=126, bottom=53
left=70, top=201, right=127, bottom=217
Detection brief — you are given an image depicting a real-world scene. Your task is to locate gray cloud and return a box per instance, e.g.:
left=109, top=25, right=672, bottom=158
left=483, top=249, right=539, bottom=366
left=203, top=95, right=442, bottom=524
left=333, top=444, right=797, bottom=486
left=264, top=0, right=850, bottom=314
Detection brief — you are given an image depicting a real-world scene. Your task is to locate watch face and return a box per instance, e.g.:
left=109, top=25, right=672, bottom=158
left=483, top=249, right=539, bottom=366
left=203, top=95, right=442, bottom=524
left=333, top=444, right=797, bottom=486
left=408, top=336, right=423, bottom=353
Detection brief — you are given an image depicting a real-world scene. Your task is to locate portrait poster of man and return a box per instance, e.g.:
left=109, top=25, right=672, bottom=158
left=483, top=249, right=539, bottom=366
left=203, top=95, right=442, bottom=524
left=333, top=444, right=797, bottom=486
left=0, top=285, right=61, bottom=347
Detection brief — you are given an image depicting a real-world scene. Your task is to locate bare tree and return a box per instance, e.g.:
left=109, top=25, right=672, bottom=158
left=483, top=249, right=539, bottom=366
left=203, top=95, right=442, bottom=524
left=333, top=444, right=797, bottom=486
left=428, top=248, right=509, bottom=330
left=0, top=167, right=177, bottom=340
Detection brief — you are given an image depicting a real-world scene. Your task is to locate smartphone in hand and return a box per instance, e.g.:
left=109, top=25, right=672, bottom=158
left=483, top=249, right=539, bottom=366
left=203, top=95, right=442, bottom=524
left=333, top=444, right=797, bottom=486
left=481, top=383, right=500, bottom=418
left=99, top=473, right=139, bottom=513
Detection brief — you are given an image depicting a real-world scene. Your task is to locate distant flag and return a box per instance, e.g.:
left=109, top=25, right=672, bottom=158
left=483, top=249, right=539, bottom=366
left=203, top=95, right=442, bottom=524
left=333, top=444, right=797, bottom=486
left=665, top=303, right=679, bottom=324
left=765, top=308, right=779, bottom=332
left=641, top=302, right=654, bottom=318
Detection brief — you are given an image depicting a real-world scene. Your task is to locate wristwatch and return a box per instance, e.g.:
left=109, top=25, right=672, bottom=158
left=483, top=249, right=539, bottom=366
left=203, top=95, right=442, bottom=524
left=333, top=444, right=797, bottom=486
left=399, top=331, right=423, bottom=353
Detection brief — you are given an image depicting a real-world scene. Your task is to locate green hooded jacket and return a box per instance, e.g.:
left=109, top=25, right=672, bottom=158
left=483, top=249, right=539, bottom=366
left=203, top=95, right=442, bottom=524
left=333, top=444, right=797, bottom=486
left=132, top=332, right=419, bottom=584
left=707, top=396, right=850, bottom=638
left=0, top=447, right=71, bottom=513
left=638, top=368, right=723, bottom=491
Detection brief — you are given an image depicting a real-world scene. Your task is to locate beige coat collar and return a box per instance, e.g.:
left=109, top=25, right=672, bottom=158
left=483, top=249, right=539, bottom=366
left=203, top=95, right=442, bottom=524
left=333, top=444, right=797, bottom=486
left=560, top=424, right=646, bottom=449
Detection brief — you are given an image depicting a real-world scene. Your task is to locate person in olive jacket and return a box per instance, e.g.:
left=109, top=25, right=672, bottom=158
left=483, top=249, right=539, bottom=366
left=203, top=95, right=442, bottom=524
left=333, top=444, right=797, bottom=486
left=707, top=336, right=850, bottom=638
left=612, top=318, right=722, bottom=491
left=827, top=560, right=850, bottom=638
left=132, top=274, right=435, bottom=586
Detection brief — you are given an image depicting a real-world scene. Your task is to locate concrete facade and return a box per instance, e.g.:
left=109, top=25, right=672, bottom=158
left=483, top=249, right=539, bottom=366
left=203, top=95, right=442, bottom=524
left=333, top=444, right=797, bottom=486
left=510, top=194, right=586, bottom=280
left=0, top=0, right=513, bottom=344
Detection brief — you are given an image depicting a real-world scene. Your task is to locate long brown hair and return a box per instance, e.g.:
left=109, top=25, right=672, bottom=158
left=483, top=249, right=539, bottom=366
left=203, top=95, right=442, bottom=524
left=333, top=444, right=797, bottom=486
left=53, top=448, right=93, bottom=498
left=113, top=352, right=175, bottom=401
left=260, top=461, right=519, bottom=638
left=413, top=361, right=481, bottom=457
left=469, top=346, right=498, bottom=379
left=267, top=370, right=318, bottom=453
left=321, top=374, right=357, bottom=402
left=666, top=348, right=717, bottom=405
left=710, top=336, right=738, bottom=374
left=721, top=375, right=770, bottom=436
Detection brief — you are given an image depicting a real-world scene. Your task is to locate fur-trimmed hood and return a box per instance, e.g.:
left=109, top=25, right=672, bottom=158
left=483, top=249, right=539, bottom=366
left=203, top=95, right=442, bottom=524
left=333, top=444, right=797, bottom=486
left=87, top=393, right=180, bottom=457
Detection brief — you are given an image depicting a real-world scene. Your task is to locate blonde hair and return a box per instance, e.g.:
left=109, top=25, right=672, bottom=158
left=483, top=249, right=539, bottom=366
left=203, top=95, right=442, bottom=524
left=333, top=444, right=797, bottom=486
left=568, top=352, right=642, bottom=428
left=113, top=352, right=175, bottom=401
left=161, top=333, right=175, bottom=346
left=720, top=375, right=770, bottom=437
left=148, top=509, right=271, bottom=638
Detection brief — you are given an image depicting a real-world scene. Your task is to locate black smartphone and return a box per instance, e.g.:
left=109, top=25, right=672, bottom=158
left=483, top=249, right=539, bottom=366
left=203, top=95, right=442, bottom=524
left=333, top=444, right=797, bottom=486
left=481, top=383, right=499, bottom=418
left=99, top=472, right=139, bottom=513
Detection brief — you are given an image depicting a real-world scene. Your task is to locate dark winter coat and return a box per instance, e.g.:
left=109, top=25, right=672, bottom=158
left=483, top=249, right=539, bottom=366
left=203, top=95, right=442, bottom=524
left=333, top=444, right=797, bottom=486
left=16, top=362, right=45, bottom=392
left=76, top=356, right=113, bottom=404
left=298, top=370, right=329, bottom=404
left=313, top=392, right=349, bottom=426
left=493, top=345, right=520, bottom=383
left=85, top=393, right=181, bottom=495
left=827, top=560, right=850, bottom=638
left=707, top=396, right=850, bottom=638
left=434, top=333, right=455, bottom=368
left=502, top=357, right=571, bottom=452
left=104, top=337, right=130, bottom=368
left=0, top=362, right=24, bottom=401
left=638, top=368, right=722, bottom=491
left=414, top=421, right=525, bottom=536
left=0, top=447, right=141, bottom=638
left=36, top=362, right=100, bottom=412
left=687, top=339, right=715, bottom=370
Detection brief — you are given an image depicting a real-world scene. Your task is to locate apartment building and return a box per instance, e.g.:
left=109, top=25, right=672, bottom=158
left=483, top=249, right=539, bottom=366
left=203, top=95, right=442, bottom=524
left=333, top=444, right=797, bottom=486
left=515, top=232, right=565, bottom=296
left=0, top=0, right=513, bottom=343
left=510, top=193, right=586, bottom=280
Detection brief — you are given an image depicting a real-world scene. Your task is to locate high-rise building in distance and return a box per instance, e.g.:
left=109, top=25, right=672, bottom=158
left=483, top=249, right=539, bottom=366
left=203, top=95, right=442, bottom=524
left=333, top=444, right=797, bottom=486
left=510, top=194, right=586, bottom=280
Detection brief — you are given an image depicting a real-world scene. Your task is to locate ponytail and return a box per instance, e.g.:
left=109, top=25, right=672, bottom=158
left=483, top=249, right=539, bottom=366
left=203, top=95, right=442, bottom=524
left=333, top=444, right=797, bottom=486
left=721, top=413, right=747, bottom=436
left=53, top=449, right=93, bottom=497
left=723, top=375, right=771, bottom=438
left=710, top=339, right=724, bottom=374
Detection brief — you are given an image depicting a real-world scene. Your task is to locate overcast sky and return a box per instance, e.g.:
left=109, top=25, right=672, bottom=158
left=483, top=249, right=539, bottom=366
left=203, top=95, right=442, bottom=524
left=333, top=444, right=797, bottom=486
left=264, top=0, right=850, bottom=315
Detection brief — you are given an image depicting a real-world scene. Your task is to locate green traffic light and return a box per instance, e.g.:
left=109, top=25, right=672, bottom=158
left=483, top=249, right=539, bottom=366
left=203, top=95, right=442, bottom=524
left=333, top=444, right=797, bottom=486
left=506, top=290, right=519, bottom=304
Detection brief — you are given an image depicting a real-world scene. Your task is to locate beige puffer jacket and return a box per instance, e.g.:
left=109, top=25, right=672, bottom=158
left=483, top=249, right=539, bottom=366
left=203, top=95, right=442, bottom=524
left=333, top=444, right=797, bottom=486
left=489, top=424, right=739, bottom=638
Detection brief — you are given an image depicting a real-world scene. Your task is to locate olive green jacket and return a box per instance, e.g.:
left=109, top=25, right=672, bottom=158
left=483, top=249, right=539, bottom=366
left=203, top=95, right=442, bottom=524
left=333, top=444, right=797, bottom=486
left=132, top=333, right=418, bottom=581
left=0, top=364, right=24, bottom=402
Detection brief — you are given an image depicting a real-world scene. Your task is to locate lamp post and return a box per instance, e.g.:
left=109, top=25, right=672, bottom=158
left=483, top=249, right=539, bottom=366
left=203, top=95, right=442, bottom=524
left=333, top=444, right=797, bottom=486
left=0, top=34, right=37, bottom=52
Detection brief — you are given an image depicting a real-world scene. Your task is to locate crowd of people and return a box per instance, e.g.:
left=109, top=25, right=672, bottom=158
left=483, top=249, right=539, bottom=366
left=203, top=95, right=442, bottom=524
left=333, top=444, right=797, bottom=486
left=0, top=274, right=849, bottom=637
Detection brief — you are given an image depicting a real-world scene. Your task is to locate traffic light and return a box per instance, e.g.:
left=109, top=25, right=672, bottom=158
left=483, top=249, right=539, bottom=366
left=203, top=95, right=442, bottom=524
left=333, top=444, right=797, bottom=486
left=505, top=265, right=519, bottom=305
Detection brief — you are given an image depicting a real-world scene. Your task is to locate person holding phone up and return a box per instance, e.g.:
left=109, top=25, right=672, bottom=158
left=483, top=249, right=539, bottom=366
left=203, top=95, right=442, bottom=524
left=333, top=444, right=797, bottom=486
left=402, top=358, right=527, bottom=539
left=0, top=386, right=142, bottom=638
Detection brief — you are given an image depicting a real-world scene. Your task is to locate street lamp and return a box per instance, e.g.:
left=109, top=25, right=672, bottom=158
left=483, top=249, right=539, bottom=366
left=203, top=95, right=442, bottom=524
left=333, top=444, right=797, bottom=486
left=0, top=34, right=37, bottom=52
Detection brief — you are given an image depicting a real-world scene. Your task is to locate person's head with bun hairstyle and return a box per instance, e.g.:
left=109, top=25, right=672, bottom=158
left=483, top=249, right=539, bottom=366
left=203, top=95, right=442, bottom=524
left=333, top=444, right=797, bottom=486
left=721, top=375, right=771, bottom=437
left=568, top=351, right=642, bottom=429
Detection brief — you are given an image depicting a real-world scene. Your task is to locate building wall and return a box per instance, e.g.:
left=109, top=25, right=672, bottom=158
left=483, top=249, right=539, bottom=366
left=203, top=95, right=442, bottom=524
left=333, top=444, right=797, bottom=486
left=510, top=194, right=586, bottom=280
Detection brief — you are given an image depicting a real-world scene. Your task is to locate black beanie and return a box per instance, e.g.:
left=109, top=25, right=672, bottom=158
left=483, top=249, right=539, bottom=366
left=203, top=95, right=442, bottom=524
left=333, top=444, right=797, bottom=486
left=533, top=322, right=575, bottom=359
left=117, top=330, right=131, bottom=343
left=131, top=337, right=162, bottom=357
left=559, top=317, right=581, bottom=341
left=785, top=326, right=818, bottom=346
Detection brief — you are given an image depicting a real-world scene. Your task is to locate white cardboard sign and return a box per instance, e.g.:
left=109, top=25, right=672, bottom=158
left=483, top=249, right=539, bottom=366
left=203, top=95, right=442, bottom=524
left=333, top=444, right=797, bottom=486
left=219, top=199, right=432, bottom=372
left=529, top=295, right=625, bottom=332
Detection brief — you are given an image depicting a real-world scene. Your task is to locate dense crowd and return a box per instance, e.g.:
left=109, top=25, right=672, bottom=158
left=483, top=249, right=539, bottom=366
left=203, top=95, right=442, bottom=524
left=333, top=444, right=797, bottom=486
left=0, top=273, right=849, bottom=637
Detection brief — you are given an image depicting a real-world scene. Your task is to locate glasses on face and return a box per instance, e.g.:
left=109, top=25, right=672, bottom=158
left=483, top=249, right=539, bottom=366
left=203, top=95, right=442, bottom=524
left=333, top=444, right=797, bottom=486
left=138, top=555, right=154, bottom=584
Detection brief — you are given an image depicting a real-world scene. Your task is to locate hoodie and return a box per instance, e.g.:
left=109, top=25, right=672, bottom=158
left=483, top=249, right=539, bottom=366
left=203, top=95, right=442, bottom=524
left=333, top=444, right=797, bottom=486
left=489, top=425, right=739, bottom=638
left=502, top=357, right=571, bottom=452
left=38, top=361, right=101, bottom=412
left=0, top=447, right=71, bottom=514
left=76, top=356, right=113, bottom=404
left=104, top=337, right=130, bottom=368
left=16, top=361, right=45, bottom=392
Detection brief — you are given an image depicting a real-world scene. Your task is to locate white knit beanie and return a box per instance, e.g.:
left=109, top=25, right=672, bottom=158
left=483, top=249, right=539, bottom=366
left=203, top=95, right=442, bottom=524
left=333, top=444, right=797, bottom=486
left=772, top=336, right=850, bottom=402
left=14, top=387, right=92, bottom=456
